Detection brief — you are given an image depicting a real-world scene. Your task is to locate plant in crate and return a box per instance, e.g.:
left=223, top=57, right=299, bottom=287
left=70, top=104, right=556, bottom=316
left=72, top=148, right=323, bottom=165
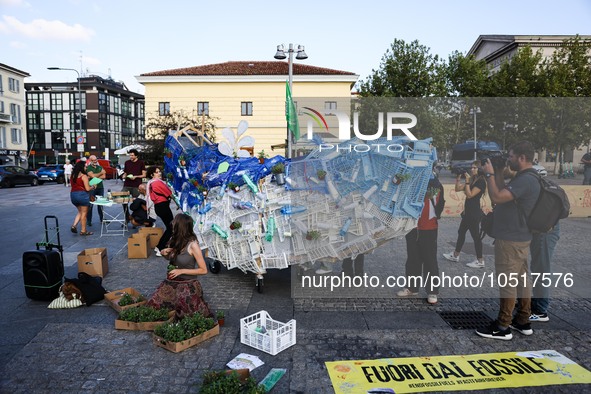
left=257, top=150, right=268, bottom=164
left=393, top=172, right=411, bottom=185
left=229, top=220, right=242, bottom=231
left=197, top=184, right=208, bottom=197
left=154, top=312, right=217, bottom=342
left=189, top=178, right=200, bottom=187
left=306, top=230, right=321, bottom=241
left=216, top=310, right=225, bottom=327
left=118, top=305, right=170, bottom=323
left=118, top=292, right=145, bottom=307
left=164, top=148, right=173, bottom=159
left=179, top=155, right=186, bottom=167
left=316, top=169, right=327, bottom=180
left=227, top=182, right=240, bottom=192
left=199, top=370, right=265, bottom=394
left=271, top=163, right=286, bottom=185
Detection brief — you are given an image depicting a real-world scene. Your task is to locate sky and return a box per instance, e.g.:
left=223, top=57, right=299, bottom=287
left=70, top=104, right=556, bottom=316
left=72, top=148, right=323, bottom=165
left=1, top=0, right=590, bottom=95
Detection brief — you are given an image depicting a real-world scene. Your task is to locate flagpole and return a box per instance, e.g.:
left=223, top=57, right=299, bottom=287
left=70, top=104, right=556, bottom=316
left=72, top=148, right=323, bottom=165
left=274, top=43, right=308, bottom=159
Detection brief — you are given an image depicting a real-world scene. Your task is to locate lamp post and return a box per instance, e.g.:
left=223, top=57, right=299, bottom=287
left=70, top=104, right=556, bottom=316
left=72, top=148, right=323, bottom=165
left=274, top=43, right=307, bottom=158
left=48, top=67, right=83, bottom=158
left=469, top=106, right=481, bottom=161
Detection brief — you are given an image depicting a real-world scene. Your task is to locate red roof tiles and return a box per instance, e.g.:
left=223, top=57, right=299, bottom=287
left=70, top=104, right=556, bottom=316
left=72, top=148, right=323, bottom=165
left=140, top=61, right=356, bottom=77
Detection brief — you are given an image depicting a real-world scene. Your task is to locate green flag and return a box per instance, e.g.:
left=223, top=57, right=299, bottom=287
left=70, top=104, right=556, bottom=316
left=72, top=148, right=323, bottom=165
left=285, top=81, right=300, bottom=140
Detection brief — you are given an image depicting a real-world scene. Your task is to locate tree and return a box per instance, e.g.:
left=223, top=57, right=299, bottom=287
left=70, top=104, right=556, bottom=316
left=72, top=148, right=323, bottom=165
left=445, top=51, right=491, bottom=97
left=359, top=39, right=447, bottom=97
left=141, top=111, right=217, bottom=164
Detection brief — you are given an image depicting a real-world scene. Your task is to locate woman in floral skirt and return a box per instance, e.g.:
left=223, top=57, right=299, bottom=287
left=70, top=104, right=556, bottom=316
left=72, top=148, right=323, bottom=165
left=147, top=213, right=212, bottom=318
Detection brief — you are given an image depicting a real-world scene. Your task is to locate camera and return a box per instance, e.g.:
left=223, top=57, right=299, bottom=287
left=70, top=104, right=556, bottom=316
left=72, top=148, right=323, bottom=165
left=481, top=151, right=508, bottom=169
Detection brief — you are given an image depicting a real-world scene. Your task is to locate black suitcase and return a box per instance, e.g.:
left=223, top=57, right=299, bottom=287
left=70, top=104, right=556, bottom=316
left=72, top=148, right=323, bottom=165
left=23, top=216, right=64, bottom=301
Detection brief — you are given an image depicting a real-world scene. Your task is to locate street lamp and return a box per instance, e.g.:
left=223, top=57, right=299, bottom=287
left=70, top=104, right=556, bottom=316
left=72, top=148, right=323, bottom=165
left=469, top=106, right=481, bottom=161
left=48, top=67, right=83, bottom=158
left=274, top=43, right=307, bottom=158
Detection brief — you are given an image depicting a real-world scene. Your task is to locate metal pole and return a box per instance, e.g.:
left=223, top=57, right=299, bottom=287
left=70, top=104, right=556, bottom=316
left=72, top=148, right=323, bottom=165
left=473, top=106, right=477, bottom=161
left=287, top=44, right=294, bottom=159
left=77, top=71, right=83, bottom=158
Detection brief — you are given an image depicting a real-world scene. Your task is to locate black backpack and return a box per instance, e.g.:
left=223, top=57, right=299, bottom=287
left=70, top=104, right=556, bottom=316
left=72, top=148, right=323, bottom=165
left=517, top=169, right=570, bottom=233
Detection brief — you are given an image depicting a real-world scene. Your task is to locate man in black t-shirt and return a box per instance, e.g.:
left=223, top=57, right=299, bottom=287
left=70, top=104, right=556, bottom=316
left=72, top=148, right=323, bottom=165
left=476, top=141, right=540, bottom=341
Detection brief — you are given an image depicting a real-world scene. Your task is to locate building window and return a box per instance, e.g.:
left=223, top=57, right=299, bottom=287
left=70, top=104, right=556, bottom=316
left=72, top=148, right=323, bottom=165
left=51, top=113, right=63, bottom=130
left=159, top=102, right=170, bottom=116
left=0, top=101, right=4, bottom=113
left=27, top=93, right=43, bottom=111
left=28, top=112, right=43, bottom=130
left=0, top=127, right=5, bottom=148
left=11, top=128, right=21, bottom=144
left=241, top=102, right=253, bottom=116
left=99, top=113, right=108, bottom=130
left=50, top=93, right=63, bottom=110
left=10, top=103, right=21, bottom=124
left=70, top=92, right=86, bottom=112
left=98, top=93, right=108, bottom=112
left=324, top=101, right=337, bottom=115
left=122, top=100, right=131, bottom=117
left=8, top=78, right=20, bottom=93
left=197, top=101, right=209, bottom=116
left=114, top=97, right=120, bottom=114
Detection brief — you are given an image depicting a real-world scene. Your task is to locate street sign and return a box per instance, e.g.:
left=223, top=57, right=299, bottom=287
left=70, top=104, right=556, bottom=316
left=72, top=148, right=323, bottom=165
left=76, top=136, right=84, bottom=144
left=77, top=144, right=84, bottom=152
left=30, top=150, right=36, bottom=155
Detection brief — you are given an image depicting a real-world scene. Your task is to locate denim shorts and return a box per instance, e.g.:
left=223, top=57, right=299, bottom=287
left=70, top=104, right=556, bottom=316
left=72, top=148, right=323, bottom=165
left=71, top=191, right=90, bottom=207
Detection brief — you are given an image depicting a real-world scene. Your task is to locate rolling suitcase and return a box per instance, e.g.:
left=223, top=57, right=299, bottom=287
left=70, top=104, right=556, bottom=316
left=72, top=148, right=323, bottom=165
left=23, top=216, right=64, bottom=301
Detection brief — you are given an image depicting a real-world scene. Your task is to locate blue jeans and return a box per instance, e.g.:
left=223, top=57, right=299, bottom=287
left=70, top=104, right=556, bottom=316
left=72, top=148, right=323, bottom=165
left=87, top=188, right=104, bottom=224
left=530, top=223, right=560, bottom=314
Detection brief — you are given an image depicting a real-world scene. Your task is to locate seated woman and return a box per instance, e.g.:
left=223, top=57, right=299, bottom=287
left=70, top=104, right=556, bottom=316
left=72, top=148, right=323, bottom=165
left=147, top=213, right=212, bottom=318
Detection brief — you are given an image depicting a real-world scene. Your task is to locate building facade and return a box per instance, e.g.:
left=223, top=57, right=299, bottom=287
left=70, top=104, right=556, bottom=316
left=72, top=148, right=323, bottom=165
left=0, top=63, right=30, bottom=166
left=25, top=75, right=145, bottom=166
left=467, top=35, right=591, bottom=171
left=136, top=61, right=358, bottom=155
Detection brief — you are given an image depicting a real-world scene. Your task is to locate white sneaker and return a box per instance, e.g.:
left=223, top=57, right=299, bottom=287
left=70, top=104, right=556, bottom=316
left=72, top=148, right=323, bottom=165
left=466, top=260, right=485, bottom=268
left=427, top=294, right=438, bottom=304
left=154, top=247, right=162, bottom=257
left=442, top=252, right=460, bottom=262
left=315, top=263, right=333, bottom=275
left=397, top=288, right=418, bottom=297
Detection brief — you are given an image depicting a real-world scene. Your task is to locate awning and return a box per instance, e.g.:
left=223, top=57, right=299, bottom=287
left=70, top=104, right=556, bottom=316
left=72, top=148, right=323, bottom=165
left=114, top=144, right=144, bottom=155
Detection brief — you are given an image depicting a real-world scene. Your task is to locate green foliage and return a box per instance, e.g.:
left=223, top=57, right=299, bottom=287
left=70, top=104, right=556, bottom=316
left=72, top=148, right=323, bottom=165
left=306, top=230, right=321, bottom=240
left=359, top=38, right=447, bottom=97
left=118, top=305, right=169, bottom=323
left=257, top=150, right=268, bottom=159
left=271, top=162, right=285, bottom=174
left=316, top=169, right=327, bottom=179
left=216, top=310, right=225, bottom=319
left=118, top=293, right=145, bottom=307
left=154, top=312, right=216, bottom=342
left=200, top=371, right=266, bottom=394
left=227, top=182, right=239, bottom=190
left=167, top=264, right=176, bottom=273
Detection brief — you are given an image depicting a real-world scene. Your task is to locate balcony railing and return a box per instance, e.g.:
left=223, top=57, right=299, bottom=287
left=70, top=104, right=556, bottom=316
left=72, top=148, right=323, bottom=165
left=0, top=113, right=13, bottom=123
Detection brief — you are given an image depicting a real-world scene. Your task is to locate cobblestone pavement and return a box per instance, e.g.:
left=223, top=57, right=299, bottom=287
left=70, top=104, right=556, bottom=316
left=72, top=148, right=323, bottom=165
left=0, top=181, right=590, bottom=393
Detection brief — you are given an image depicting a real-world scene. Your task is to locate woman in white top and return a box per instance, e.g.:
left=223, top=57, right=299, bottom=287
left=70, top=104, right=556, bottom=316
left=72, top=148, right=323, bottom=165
left=63, top=160, right=73, bottom=187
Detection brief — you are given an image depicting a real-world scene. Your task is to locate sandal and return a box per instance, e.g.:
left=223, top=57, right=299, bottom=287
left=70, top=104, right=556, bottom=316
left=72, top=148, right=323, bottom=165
left=70, top=226, right=77, bottom=234
left=79, top=231, right=94, bottom=236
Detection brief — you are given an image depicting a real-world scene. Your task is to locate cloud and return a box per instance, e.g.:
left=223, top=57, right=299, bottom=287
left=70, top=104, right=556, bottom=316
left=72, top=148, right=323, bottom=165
left=9, top=40, right=26, bottom=48
left=0, top=15, right=95, bottom=41
left=0, top=0, right=30, bottom=7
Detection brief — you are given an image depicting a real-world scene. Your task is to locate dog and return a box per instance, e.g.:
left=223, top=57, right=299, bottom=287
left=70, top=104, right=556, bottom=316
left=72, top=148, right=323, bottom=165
left=60, top=282, right=85, bottom=304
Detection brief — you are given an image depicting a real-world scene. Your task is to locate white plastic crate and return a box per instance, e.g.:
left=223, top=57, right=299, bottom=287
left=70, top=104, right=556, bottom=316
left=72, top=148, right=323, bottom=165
left=240, top=310, right=296, bottom=355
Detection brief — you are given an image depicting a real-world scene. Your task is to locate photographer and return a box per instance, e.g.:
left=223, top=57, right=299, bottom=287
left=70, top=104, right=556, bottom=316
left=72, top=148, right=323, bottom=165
left=475, top=141, right=540, bottom=341
left=443, top=161, right=486, bottom=268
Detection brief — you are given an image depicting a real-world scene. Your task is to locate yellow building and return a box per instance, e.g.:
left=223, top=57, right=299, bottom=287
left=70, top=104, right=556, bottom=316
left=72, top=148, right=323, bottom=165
left=136, top=61, right=358, bottom=155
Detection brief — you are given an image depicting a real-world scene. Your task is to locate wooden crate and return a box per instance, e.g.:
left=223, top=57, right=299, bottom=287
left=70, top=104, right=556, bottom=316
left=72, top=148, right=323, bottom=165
left=152, top=324, right=220, bottom=353
left=115, top=311, right=175, bottom=331
left=105, top=288, right=147, bottom=312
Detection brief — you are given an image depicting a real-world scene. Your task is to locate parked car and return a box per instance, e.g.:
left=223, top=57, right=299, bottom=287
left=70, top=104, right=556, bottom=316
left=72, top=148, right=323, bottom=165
left=533, top=164, right=548, bottom=177
left=36, top=164, right=65, bottom=184
left=0, top=165, right=39, bottom=188
left=450, top=141, right=503, bottom=175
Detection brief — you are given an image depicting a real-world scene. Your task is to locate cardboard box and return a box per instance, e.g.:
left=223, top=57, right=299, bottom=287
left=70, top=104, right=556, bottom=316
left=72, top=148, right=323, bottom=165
left=77, top=247, right=109, bottom=277
left=139, top=227, right=164, bottom=249
left=105, top=287, right=147, bottom=312
left=153, top=324, right=219, bottom=353
left=115, top=310, right=175, bottom=331
left=128, top=233, right=150, bottom=258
